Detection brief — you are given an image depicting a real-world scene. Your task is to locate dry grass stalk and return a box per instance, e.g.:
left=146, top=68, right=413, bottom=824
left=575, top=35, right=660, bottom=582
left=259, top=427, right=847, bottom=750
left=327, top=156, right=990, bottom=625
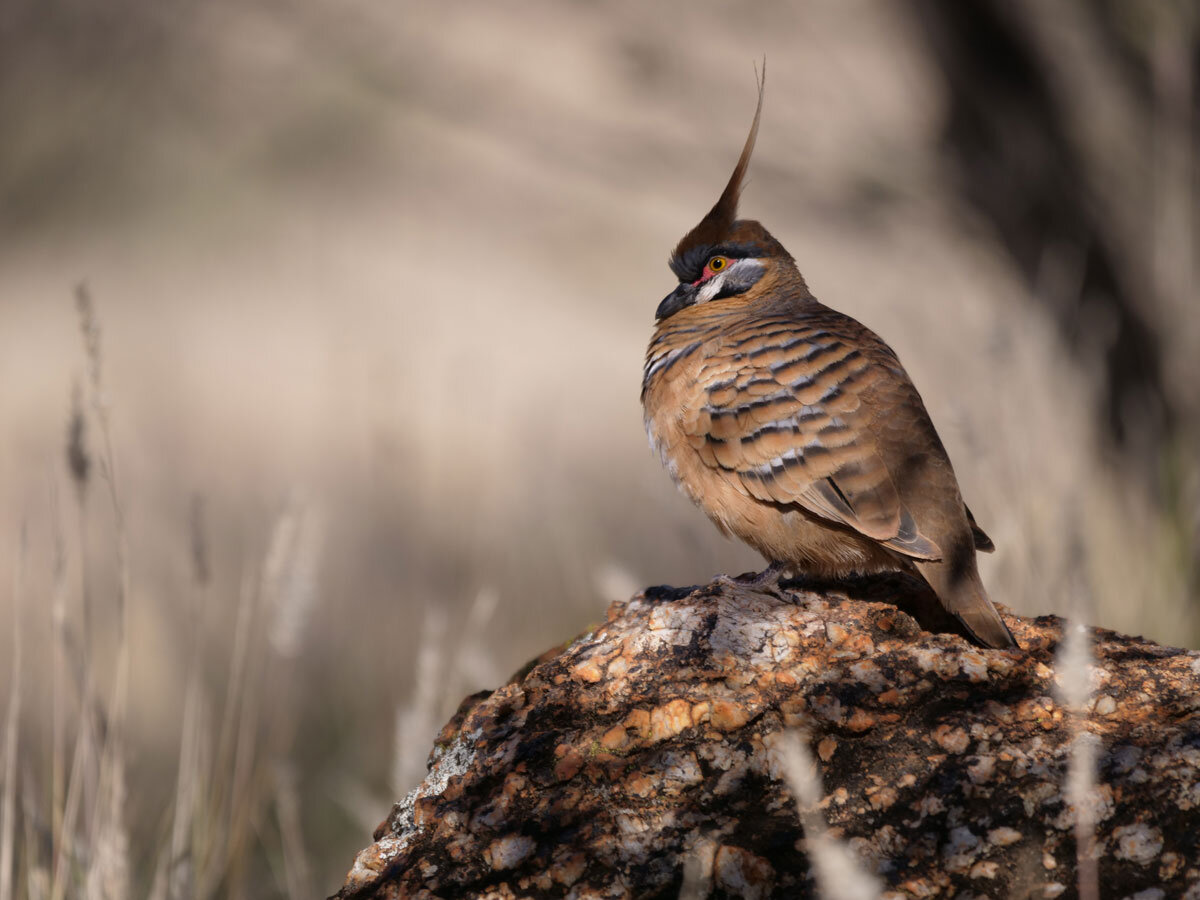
left=161, top=500, right=217, bottom=900
left=393, top=605, right=449, bottom=795
left=265, top=502, right=324, bottom=661
left=390, top=584, right=501, bottom=797
left=1055, top=519, right=1099, bottom=900
left=50, top=711, right=92, bottom=899
left=0, top=525, right=27, bottom=900
left=226, top=581, right=269, bottom=899
left=47, top=474, right=69, bottom=881
left=79, top=287, right=131, bottom=900
left=195, top=570, right=258, bottom=900
left=52, top=430, right=101, bottom=899
left=1056, top=616, right=1099, bottom=900
left=21, top=767, right=49, bottom=900
left=164, top=624, right=205, bottom=900
left=677, top=837, right=716, bottom=900
left=263, top=501, right=323, bottom=898
left=778, top=731, right=881, bottom=900
left=202, top=500, right=326, bottom=898
left=445, top=587, right=500, bottom=708
left=40, top=287, right=136, bottom=900
left=381, top=583, right=503, bottom=834
left=271, top=761, right=310, bottom=900
left=73, top=286, right=130, bottom=900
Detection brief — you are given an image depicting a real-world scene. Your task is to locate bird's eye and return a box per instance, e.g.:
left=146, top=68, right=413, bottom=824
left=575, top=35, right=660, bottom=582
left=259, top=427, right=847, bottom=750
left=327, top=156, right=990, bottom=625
left=708, top=256, right=728, bottom=272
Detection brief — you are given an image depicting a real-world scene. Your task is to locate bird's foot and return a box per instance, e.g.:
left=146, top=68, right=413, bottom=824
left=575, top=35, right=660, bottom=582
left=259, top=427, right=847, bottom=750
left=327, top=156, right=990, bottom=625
left=717, top=561, right=792, bottom=599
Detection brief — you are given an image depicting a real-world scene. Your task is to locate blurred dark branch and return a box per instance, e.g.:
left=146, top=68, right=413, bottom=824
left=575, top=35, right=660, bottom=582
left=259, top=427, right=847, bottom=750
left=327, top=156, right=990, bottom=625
left=906, top=0, right=1198, bottom=486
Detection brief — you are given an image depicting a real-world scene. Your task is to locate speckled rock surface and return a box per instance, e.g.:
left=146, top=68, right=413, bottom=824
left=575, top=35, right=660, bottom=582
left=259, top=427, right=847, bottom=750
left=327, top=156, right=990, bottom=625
left=334, top=577, right=1200, bottom=899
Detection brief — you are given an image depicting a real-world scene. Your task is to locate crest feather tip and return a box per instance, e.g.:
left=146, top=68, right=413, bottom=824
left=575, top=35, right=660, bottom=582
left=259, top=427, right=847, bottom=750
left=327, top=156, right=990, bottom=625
left=672, top=68, right=766, bottom=266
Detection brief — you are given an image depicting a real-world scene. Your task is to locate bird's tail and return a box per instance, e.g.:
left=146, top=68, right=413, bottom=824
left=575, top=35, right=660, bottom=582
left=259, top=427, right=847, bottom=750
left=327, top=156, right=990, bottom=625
left=914, top=559, right=1018, bottom=650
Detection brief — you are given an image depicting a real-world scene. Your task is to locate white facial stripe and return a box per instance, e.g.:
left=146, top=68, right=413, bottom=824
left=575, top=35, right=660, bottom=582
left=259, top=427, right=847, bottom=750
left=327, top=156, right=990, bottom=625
left=696, top=258, right=763, bottom=304
left=697, top=272, right=727, bottom=303
left=734, top=258, right=764, bottom=277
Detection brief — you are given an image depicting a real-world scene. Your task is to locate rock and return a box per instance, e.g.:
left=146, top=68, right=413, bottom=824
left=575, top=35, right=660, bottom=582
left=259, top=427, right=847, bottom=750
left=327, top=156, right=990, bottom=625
left=333, top=576, right=1200, bottom=899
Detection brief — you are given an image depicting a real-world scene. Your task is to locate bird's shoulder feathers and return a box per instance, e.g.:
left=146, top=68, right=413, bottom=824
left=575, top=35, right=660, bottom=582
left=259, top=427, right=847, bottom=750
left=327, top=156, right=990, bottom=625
left=678, top=305, right=949, bottom=560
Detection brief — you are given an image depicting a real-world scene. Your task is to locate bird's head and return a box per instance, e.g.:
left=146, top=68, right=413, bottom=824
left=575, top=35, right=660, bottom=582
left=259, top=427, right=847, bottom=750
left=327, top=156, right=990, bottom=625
left=656, top=69, right=796, bottom=322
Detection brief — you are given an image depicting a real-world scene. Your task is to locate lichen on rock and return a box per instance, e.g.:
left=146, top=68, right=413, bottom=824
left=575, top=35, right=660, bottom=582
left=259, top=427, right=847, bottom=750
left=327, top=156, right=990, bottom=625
left=334, top=576, right=1200, bottom=899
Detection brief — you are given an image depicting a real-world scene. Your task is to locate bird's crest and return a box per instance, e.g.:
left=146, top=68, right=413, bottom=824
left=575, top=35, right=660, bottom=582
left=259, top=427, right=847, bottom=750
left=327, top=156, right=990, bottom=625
left=670, top=64, right=765, bottom=280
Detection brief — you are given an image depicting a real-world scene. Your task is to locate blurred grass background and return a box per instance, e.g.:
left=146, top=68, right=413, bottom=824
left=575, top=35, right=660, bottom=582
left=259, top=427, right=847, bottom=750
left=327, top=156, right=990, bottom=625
left=0, top=1, right=1196, bottom=896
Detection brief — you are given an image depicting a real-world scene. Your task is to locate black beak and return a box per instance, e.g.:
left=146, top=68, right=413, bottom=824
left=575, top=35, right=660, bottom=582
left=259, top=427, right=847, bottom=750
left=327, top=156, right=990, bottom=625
left=656, top=282, right=697, bottom=320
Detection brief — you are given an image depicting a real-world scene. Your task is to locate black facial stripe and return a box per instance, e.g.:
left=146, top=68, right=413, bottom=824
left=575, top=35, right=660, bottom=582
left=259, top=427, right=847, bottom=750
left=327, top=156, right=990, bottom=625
left=669, top=240, right=767, bottom=282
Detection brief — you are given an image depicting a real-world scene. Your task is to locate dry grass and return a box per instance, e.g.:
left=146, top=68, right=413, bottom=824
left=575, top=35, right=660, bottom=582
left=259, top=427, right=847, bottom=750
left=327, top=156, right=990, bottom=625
left=1054, top=529, right=1101, bottom=900
left=779, top=732, right=882, bottom=900
left=0, top=1, right=1195, bottom=894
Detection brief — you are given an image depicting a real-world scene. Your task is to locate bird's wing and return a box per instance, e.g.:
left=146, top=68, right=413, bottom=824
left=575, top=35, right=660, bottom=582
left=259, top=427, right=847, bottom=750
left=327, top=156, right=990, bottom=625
left=681, top=317, right=942, bottom=561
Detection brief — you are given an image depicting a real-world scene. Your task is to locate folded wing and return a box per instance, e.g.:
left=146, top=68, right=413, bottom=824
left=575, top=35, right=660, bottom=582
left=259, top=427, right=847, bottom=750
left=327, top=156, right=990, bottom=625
left=681, top=316, right=943, bottom=561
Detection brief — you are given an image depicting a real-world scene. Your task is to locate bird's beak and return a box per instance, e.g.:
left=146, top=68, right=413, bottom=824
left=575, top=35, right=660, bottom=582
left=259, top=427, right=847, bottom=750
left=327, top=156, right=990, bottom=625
left=656, top=282, right=697, bottom=320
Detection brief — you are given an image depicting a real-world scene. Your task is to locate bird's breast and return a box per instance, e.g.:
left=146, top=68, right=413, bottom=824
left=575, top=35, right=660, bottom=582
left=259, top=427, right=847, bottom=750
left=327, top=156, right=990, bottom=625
left=641, top=306, right=912, bottom=576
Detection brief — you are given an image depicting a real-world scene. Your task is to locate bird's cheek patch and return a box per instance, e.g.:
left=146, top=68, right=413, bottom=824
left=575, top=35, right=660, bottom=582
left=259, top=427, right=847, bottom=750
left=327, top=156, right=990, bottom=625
left=697, top=273, right=727, bottom=304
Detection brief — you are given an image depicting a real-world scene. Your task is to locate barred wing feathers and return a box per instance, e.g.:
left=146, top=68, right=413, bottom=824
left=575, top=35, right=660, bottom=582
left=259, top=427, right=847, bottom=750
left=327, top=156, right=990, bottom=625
left=681, top=313, right=945, bottom=561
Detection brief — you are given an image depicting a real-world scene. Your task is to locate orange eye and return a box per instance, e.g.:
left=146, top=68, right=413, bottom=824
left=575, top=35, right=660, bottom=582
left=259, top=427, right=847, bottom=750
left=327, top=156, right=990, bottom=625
left=708, top=256, right=728, bottom=272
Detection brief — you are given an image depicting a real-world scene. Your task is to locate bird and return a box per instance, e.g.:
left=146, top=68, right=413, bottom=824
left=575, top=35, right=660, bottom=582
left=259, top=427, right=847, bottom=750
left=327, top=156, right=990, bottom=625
left=641, top=75, right=1017, bottom=649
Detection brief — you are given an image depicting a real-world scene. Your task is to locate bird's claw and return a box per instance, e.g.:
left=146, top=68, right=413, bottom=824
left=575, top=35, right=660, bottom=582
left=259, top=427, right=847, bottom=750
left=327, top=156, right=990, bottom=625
left=717, top=561, right=791, bottom=600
